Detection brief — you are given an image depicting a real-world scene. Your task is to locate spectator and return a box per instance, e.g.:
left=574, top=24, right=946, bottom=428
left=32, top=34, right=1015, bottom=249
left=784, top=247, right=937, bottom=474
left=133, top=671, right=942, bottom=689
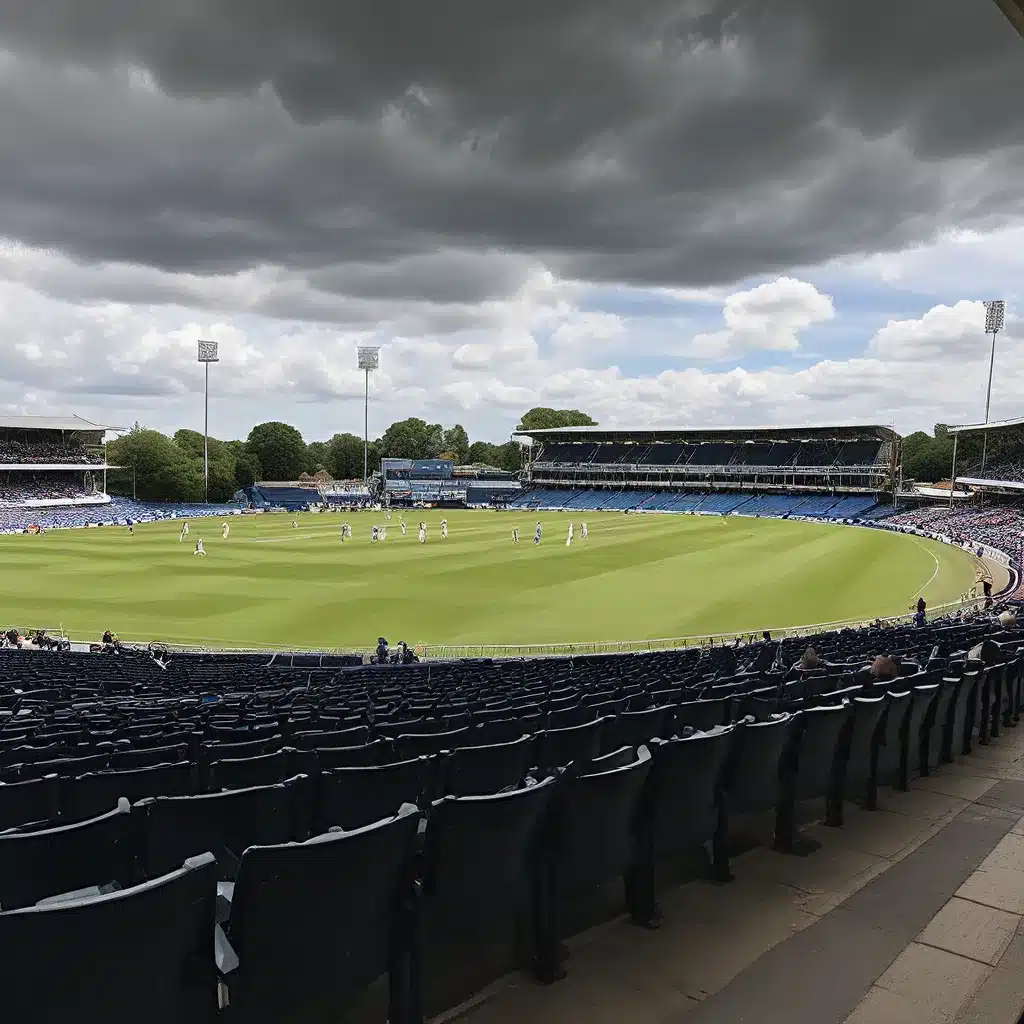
left=869, top=654, right=900, bottom=681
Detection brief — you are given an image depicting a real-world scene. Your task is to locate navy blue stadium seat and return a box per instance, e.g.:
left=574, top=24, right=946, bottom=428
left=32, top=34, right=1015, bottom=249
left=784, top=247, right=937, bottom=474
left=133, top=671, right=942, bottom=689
left=535, top=746, right=653, bottom=981
left=0, top=800, right=135, bottom=910
left=220, top=804, right=420, bottom=1024
left=0, top=852, right=219, bottom=1024
left=65, top=761, right=195, bottom=821
left=314, top=757, right=432, bottom=831
left=441, top=735, right=534, bottom=797
left=137, top=775, right=310, bottom=879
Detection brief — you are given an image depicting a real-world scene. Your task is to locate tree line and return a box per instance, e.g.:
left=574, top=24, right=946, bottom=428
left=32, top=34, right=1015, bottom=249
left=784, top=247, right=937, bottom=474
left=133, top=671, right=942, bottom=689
left=105, top=407, right=596, bottom=503
left=902, top=424, right=1024, bottom=483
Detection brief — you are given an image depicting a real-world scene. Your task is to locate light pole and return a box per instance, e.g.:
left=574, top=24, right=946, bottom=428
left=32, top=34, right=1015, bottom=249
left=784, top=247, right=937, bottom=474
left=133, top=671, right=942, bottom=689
left=197, top=340, right=220, bottom=502
left=980, top=300, right=1006, bottom=477
left=357, top=346, right=380, bottom=484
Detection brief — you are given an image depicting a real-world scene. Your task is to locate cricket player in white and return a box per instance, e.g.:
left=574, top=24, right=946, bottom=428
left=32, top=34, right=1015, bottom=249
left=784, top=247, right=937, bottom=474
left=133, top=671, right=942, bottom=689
left=581, top=522, right=588, bottom=539
left=401, top=520, right=407, bottom=536
left=291, top=518, right=299, bottom=528
left=386, top=511, right=392, bottom=522
left=418, top=522, right=426, bottom=544
left=513, top=527, right=519, bottom=544
left=222, top=522, right=230, bottom=539
left=179, top=522, right=190, bottom=542
left=380, top=525, right=387, bottom=541
left=533, top=523, right=541, bottom=545
left=194, top=538, right=206, bottom=556
left=566, top=522, right=574, bottom=547
left=440, top=519, right=448, bottom=539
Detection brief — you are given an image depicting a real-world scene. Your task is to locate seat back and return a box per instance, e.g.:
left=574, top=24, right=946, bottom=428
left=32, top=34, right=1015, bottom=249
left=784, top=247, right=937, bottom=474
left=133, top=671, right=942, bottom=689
left=725, top=715, right=795, bottom=813
left=423, top=777, right=556, bottom=931
left=675, top=698, right=729, bottom=731
left=442, top=736, right=533, bottom=797
left=537, top=718, right=604, bottom=771
left=394, top=728, right=471, bottom=759
left=292, top=725, right=369, bottom=750
left=0, top=776, right=59, bottom=833
left=137, top=777, right=307, bottom=879
left=208, top=749, right=298, bottom=791
left=843, top=696, right=888, bottom=800
left=315, top=758, right=431, bottom=832
left=226, top=805, right=420, bottom=1020
left=792, top=703, right=852, bottom=801
left=647, top=727, right=734, bottom=854
left=0, top=802, right=134, bottom=911
left=607, top=706, right=671, bottom=750
left=66, top=762, right=194, bottom=821
left=0, top=853, right=219, bottom=1024
left=110, top=744, right=189, bottom=771
left=315, top=739, right=395, bottom=769
left=549, top=747, right=652, bottom=892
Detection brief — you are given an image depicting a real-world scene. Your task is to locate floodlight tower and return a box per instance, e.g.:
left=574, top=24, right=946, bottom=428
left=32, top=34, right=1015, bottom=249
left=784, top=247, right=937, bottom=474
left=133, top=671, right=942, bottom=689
left=197, top=340, right=220, bottom=502
left=980, top=300, right=1006, bottom=477
left=357, top=346, right=380, bottom=484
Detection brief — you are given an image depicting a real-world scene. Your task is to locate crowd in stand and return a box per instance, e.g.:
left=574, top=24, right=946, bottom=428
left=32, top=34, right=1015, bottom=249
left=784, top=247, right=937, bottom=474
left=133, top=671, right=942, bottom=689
left=963, top=458, right=1024, bottom=483
left=0, top=473, right=91, bottom=505
left=0, top=439, right=102, bottom=465
left=885, top=504, right=1024, bottom=553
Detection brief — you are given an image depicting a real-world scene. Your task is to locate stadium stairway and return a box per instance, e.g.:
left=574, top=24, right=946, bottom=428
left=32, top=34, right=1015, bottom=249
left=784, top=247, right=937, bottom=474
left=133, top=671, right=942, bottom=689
left=0, top=620, right=1022, bottom=1020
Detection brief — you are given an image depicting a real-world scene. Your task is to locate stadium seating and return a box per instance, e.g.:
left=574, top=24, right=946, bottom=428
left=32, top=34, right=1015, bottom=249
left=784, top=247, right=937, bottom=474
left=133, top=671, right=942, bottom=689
left=0, top=496, right=241, bottom=533
left=0, top=623, right=1020, bottom=1018
left=0, top=852, right=219, bottom=1024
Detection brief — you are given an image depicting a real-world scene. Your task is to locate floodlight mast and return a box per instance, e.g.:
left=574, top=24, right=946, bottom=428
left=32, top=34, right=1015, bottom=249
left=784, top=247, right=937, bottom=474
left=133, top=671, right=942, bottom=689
left=980, top=301, right=1006, bottom=478
left=197, top=340, right=220, bottom=502
left=357, top=347, right=380, bottom=484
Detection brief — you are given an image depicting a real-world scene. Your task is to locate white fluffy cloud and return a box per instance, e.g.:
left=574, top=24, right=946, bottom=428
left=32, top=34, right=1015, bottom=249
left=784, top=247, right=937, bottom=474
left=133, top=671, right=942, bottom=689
left=0, top=249, right=1019, bottom=445
left=689, top=278, right=836, bottom=359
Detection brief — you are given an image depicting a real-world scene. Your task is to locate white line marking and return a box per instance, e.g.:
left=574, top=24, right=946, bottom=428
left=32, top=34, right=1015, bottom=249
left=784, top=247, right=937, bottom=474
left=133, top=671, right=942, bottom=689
left=909, top=537, right=941, bottom=600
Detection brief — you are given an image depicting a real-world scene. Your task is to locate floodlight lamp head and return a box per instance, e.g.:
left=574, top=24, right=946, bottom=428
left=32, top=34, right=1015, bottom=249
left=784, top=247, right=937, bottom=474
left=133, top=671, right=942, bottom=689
left=983, top=300, right=1006, bottom=334
left=357, top=346, right=380, bottom=371
left=197, top=340, right=220, bottom=363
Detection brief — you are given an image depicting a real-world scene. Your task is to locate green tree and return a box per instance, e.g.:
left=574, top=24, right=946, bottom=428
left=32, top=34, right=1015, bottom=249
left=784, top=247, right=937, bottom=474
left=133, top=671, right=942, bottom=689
left=378, top=418, right=444, bottom=460
left=466, top=441, right=500, bottom=466
left=516, top=407, right=596, bottom=432
left=442, top=424, right=470, bottom=464
left=326, top=432, right=366, bottom=479
left=305, top=440, right=330, bottom=475
left=233, top=450, right=262, bottom=488
left=496, top=440, right=523, bottom=473
left=245, top=422, right=307, bottom=480
left=107, top=428, right=204, bottom=501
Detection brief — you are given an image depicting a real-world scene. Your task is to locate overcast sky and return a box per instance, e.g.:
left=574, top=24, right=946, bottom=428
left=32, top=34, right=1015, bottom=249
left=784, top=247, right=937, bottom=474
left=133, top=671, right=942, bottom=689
left=0, top=0, right=1021, bottom=443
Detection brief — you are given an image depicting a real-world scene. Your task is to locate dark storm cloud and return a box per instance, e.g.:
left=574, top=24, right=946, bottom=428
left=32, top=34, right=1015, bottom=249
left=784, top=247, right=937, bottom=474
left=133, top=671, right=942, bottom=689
left=0, top=0, right=1020, bottom=305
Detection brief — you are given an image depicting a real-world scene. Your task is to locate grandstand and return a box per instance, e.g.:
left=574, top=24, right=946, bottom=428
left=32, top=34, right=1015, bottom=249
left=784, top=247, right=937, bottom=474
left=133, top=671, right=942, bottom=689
left=950, top=415, right=1024, bottom=496
left=382, top=457, right=521, bottom=507
left=241, top=479, right=371, bottom=510
left=0, top=415, right=113, bottom=510
left=512, top=424, right=897, bottom=517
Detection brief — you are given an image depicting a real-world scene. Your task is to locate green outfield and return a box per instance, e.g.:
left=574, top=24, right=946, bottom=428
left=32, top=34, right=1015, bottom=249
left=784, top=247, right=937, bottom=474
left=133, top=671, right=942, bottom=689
left=0, top=510, right=980, bottom=651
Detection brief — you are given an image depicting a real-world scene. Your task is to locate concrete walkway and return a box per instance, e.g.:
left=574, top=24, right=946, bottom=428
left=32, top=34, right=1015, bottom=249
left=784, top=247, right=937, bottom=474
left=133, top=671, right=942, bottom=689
left=438, top=728, right=1024, bottom=1024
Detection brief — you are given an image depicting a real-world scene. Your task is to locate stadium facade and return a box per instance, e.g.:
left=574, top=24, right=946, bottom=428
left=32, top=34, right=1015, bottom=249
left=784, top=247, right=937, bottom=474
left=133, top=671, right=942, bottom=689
left=514, top=424, right=898, bottom=500
left=0, top=414, right=115, bottom=510
left=380, top=458, right=521, bottom=507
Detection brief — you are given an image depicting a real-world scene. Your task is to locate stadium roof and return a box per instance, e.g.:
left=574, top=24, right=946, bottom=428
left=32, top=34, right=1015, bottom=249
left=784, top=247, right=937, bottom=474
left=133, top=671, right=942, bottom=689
left=956, top=476, right=1024, bottom=493
left=947, top=415, right=1024, bottom=435
left=513, top=424, right=899, bottom=443
left=993, top=0, right=1024, bottom=35
left=0, top=414, right=118, bottom=432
